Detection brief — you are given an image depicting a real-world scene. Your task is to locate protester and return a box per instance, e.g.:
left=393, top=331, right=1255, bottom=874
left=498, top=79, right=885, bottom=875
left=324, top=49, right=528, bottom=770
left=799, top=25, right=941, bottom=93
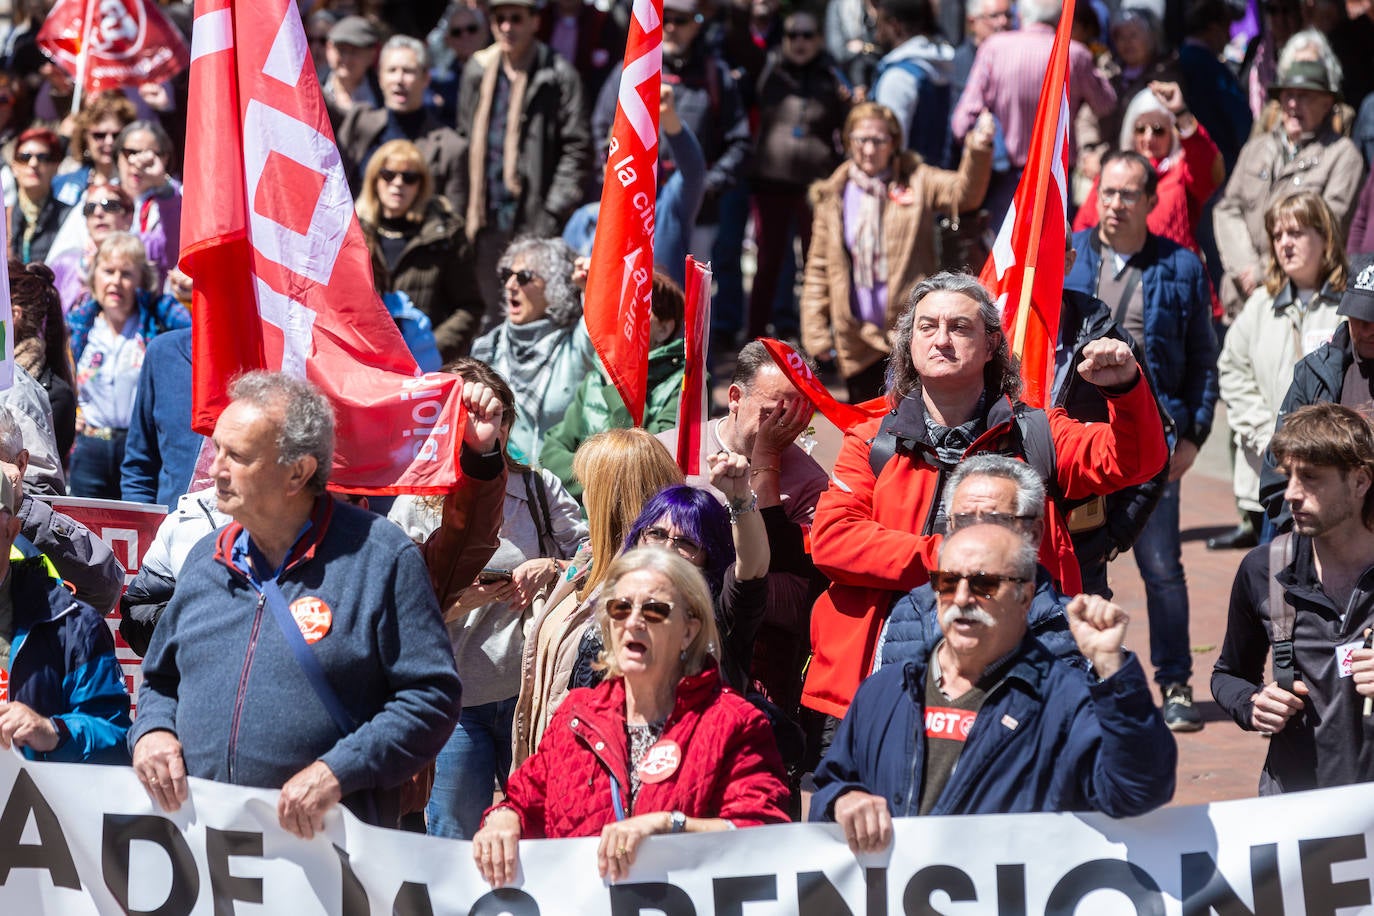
left=870, top=0, right=955, bottom=167
left=119, top=327, right=202, bottom=507
left=115, top=120, right=181, bottom=285
left=811, top=522, right=1175, bottom=843
left=1176, top=0, right=1251, bottom=173
left=537, top=0, right=623, bottom=101
left=429, top=5, right=488, bottom=123
left=10, top=127, right=70, bottom=265
left=800, top=102, right=995, bottom=402
left=321, top=14, right=384, bottom=118
left=8, top=260, right=74, bottom=462
left=470, top=236, right=596, bottom=465
left=51, top=91, right=137, bottom=207
left=803, top=271, right=1168, bottom=721
left=130, top=372, right=505, bottom=834
left=472, top=547, right=789, bottom=888
left=357, top=140, right=483, bottom=362
left=1214, top=403, right=1374, bottom=793
left=952, top=0, right=1012, bottom=100
left=46, top=180, right=134, bottom=313
left=1217, top=193, right=1346, bottom=551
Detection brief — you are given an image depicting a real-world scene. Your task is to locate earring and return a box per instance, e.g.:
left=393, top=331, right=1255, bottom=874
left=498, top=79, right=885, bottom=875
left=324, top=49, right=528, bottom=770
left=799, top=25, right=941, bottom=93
left=680, top=649, right=687, bottom=662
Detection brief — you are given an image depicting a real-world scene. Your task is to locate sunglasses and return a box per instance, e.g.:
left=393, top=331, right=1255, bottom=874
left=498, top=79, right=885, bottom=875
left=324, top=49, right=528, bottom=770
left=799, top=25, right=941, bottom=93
left=15, top=151, right=56, bottom=165
left=641, top=525, right=704, bottom=559
left=83, top=198, right=129, bottom=217
left=1133, top=123, right=1170, bottom=137
left=605, top=597, right=675, bottom=623
left=492, top=12, right=527, bottom=25
left=663, top=12, right=701, bottom=26
left=947, top=511, right=1036, bottom=531
left=929, top=569, right=1029, bottom=599
left=88, top=130, right=120, bottom=141
left=379, top=168, right=421, bottom=185
left=450, top=23, right=481, bottom=36
left=499, top=267, right=539, bottom=286
left=784, top=30, right=817, bottom=39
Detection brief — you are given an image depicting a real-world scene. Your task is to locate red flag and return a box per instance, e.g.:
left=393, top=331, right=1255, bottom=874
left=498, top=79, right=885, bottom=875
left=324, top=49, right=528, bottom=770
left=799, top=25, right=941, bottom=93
left=977, top=0, right=1075, bottom=408
left=675, top=257, right=710, bottom=476
left=583, top=0, right=662, bottom=426
left=38, top=0, right=190, bottom=94
left=759, top=339, right=880, bottom=433
left=182, top=0, right=466, bottom=496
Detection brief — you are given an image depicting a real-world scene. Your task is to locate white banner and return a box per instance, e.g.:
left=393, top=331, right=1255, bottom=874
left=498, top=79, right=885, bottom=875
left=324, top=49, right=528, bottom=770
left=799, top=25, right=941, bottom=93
left=0, top=749, right=1371, bottom=914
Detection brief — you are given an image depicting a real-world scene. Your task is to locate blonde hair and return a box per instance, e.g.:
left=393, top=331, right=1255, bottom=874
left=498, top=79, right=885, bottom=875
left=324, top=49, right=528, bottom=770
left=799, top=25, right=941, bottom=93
left=572, top=428, right=683, bottom=600
left=1263, top=191, right=1348, bottom=296
left=88, top=231, right=154, bottom=291
left=356, top=139, right=432, bottom=225
left=595, top=547, right=720, bottom=678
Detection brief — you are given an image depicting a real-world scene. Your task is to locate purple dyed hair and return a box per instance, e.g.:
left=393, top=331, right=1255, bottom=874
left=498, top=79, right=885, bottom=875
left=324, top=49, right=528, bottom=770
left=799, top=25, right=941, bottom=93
left=623, top=485, right=735, bottom=594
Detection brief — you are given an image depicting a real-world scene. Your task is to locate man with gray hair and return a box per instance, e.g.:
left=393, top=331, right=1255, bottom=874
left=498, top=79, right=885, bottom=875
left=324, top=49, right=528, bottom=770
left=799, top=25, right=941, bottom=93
left=811, top=520, right=1175, bottom=845
left=130, top=371, right=508, bottom=836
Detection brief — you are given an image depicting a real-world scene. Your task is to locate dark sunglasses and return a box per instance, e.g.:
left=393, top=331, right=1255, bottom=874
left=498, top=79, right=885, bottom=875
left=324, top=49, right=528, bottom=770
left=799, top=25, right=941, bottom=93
left=450, top=23, right=482, bottom=36
left=88, top=130, right=120, bottom=141
left=499, top=267, right=538, bottom=286
left=929, top=569, right=1029, bottom=599
left=604, top=597, right=675, bottom=623
left=492, top=12, right=527, bottom=25
left=83, top=198, right=129, bottom=217
left=947, top=511, right=1036, bottom=531
left=663, top=12, right=701, bottom=26
left=784, top=29, right=817, bottom=39
left=1133, top=123, right=1170, bottom=137
left=378, top=168, right=421, bottom=185
left=15, top=151, right=56, bottom=165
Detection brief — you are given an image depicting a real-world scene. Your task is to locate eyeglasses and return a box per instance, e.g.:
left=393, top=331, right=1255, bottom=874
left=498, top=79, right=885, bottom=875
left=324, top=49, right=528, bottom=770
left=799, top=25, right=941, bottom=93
left=929, top=569, right=1029, bottom=599
left=450, top=23, right=481, bottom=36
left=378, top=168, right=421, bottom=185
left=640, top=526, right=704, bottom=560
left=14, top=150, right=56, bottom=165
left=784, top=29, right=817, bottom=39
left=851, top=134, right=892, bottom=148
left=1099, top=187, right=1142, bottom=205
left=88, top=130, right=120, bottom=141
left=663, top=12, right=701, bottom=27
left=1133, top=123, right=1170, bottom=137
left=118, top=147, right=160, bottom=164
left=605, top=597, right=675, bottom=623
left=947, top=511, right=1037, bottom=531
left=499, top=267, right=539, bottom=286
left=83, top=198, right=129, bottom=217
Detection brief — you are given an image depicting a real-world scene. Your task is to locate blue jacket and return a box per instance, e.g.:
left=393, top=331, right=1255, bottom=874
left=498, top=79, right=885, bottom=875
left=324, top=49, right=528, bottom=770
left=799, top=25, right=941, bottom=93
left=120, top=328, right=199, bottom=506
left=810, top=637, right=1175, bottom=820
left=1065, top=229, right=1218, bottom=448
left=877, top=567, right=1081, bottom=671
left=67, top=289, right=192, bottom=363
left=6, top=536, right=131, bottom=763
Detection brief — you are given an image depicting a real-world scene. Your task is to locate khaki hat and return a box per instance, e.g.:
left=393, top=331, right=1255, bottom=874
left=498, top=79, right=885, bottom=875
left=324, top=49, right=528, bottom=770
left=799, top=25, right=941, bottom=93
left=1268, top=59, right=1337, bottom=98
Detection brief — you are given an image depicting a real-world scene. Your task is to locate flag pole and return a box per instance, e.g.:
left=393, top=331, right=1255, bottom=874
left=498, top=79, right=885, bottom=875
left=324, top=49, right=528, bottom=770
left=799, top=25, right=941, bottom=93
left=70, top=0, right=97, bottom=114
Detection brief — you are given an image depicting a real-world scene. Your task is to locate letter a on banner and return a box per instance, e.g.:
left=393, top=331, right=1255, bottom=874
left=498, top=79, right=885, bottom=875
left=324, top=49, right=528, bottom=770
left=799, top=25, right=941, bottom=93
left=583, top=0, right=662, bottom=426
left=182, top=0, right=466, bottom=494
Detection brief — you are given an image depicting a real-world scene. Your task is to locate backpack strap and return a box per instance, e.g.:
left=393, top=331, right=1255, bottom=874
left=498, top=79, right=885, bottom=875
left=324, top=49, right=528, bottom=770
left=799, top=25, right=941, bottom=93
left=522, top=469, right=557, bottom=558
left=1013, top=407, right=1058, bottom=501
left=867, top=411, right=904, bottom=478
left=1269, top=532, right=1298, bottom=692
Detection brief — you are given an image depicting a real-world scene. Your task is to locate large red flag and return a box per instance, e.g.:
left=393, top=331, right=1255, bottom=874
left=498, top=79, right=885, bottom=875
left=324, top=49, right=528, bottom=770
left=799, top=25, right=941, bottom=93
left=38, top=0, right=190, bottom=95
left=182, top=0, right=466, bottom=495
left=977, top=0, right=1075, bottom=408
left=583, top=0, right=662, bottom=426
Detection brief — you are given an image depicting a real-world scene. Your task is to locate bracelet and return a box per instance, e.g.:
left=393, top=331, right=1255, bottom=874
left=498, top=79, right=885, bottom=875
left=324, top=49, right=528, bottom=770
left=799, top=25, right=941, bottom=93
left=727, top=493, right=758, bottom=523
left=748, top=465, right=780, bottom=477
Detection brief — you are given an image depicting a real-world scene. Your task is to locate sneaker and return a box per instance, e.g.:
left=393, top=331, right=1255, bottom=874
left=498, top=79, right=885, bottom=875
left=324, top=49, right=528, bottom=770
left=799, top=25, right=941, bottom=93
left=1162, top=684, right=1204, bottom=733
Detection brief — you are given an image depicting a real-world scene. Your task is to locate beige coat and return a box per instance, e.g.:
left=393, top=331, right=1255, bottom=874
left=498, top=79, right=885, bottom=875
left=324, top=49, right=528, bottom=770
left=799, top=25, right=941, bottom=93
left=800, top=145, right=991, bottom=380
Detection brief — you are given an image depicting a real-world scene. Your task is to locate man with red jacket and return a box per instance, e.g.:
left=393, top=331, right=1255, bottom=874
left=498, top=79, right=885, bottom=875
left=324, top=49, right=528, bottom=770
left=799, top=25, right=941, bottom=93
left=803, top=272, right=1168, bottom=721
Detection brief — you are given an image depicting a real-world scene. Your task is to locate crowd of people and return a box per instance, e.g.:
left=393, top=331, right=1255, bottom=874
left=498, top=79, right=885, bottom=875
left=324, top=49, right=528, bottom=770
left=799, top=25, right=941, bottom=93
left=3, top=0, right=1374, bottom=889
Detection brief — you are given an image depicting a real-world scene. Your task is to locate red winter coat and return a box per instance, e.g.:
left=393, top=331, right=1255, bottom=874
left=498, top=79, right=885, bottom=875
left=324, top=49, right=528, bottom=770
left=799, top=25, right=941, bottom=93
left=490, top=665, right=790, bottom=838
left=802, top=377, right=1168, bottom=719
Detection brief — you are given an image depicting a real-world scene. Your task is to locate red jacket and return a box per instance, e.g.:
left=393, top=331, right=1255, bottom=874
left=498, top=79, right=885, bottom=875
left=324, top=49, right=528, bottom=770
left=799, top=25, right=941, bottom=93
left=491, top=665, right=790, bottom=838
left=802, top=377, right=1168, bottom=719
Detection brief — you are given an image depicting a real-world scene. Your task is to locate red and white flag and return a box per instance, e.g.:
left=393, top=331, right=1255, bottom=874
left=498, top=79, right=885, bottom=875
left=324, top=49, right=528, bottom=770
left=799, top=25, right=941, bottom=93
left=675, top=257, right=710, bottom=476
left=583, top=0, right=662, bottom=426
left=38, top=0, right=190, bottom=95
left=182, top=0, right=466, bottom=495
left=978, top=0, right=1076, bottom=408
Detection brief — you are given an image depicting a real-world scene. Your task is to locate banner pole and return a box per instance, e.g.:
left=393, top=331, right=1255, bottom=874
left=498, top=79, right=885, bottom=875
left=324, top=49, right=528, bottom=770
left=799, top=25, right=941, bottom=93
left=70, top=0, right=98, bottom=114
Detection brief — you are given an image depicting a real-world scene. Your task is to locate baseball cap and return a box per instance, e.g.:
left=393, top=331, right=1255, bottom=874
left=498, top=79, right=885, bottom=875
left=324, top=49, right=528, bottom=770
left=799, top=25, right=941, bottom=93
left=1339, top=254, right=1374, bottom=321
left=328, top=15, right=382, bottom=47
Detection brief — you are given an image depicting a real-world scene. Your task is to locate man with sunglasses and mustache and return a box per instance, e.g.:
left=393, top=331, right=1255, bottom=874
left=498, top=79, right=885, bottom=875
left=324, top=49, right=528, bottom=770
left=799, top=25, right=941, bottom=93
left=811, top=519, right=1175, bottom=849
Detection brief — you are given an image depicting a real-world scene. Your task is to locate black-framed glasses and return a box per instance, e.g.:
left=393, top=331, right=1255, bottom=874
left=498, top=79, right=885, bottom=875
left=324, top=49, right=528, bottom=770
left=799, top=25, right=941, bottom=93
left=784, top=29, right=817, bottom=39
left=1099, top=187, right=1142, bottom=205
left=83, top=198, right=129, bottom=217
left=640, top=526, right=704, bottom=560
left=947, top=511, right=1037, bottom=532
left=605, top=597, right=675, bottom=623
left=499, top=267, right=539, bottom=286
left=378, top=168, right=421, bottom=185
left=450, top=23, right=481, bottom=36
left=929, top=569, right=1029, bottom=599
left=14, top=150, right=56, bottom=165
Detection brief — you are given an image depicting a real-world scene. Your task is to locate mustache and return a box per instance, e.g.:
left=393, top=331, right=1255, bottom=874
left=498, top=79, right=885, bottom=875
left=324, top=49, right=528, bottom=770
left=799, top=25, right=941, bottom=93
left=941, top=605, right=996, bottom=628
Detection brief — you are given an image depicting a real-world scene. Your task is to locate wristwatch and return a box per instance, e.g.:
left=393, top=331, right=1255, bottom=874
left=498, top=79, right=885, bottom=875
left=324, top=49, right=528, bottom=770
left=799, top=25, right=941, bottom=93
left=669, top=810, right=687, bottom=833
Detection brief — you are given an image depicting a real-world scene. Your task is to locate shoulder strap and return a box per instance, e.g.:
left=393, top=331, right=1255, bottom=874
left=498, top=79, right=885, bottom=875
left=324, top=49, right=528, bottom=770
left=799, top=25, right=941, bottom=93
left=523, top=469, right=556, bottom=557
left=1013, top=408, right=1058, bottom=499
left=259, top=579, right=356, bottom=737
left=1269, top=533, right=1298, bottom=692
left=867, top=411, right=902, bottom=478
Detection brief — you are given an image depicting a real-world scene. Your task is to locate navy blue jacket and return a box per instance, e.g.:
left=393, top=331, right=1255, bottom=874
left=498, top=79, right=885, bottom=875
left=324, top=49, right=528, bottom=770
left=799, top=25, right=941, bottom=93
left=6, top=536, right=131, bottom=763
left=121, top=328, right=199, bottom=506
left=810, top=637, right=1175, bottom=820
left=877, top=567, right=1081, bottom=671
left=1065, top=229, right=1218, bottom=448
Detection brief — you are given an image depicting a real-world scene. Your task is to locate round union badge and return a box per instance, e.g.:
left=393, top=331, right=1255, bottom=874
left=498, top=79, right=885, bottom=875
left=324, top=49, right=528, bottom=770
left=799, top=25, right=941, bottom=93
left=636, top=739, right=682, bottom=784
left=289, top=596, right=333, bottom=645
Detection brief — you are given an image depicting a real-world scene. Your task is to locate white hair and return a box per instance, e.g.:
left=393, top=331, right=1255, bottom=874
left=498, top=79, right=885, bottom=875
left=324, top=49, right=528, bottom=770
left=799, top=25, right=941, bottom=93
left=1277, top=28, right=1343, bottom=95
left=1118, top=87, right=1181, bottom=158
left=1017, top=0, right=1062, bottom=26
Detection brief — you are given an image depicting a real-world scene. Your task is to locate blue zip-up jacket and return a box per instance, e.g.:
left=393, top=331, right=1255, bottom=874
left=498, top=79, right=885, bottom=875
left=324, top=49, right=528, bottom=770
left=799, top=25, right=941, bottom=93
left=6, top=536, right=131, bottom=763
left=810, top=636, right=1175, bottom=820
left=130, top=496, right=463, bottom=827
left=1065, top=229, right=1218, bottom=448
left=120, top=327, right=199, bottom=506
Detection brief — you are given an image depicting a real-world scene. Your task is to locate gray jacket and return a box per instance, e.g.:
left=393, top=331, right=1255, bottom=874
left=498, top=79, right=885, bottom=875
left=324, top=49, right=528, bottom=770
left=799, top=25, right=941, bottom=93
left=5, top=367, right=64, bottom=496
left=21, top=495, right=126, bottom=613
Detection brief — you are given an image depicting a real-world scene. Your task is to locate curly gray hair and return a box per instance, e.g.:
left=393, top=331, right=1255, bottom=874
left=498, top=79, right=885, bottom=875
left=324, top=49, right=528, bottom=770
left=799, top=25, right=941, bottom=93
left=498, top=236, right=583, bottom=328
left=228, top=371, right=336, bottom=494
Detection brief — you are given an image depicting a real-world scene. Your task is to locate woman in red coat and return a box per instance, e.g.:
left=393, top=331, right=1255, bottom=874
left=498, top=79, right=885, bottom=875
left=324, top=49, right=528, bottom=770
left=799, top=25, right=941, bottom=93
left=471, top=547, right=789, bottom=887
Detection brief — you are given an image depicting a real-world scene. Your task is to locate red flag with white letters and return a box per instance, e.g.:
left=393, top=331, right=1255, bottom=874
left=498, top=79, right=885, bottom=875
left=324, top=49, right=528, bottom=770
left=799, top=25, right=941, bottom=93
left=38, top=0, right=190, bottom=93
left=977, top=0, right=1075, bottom=408
left=583, top=0, right=662, bottom=426
left=182, top=0, right=466, bottom=495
